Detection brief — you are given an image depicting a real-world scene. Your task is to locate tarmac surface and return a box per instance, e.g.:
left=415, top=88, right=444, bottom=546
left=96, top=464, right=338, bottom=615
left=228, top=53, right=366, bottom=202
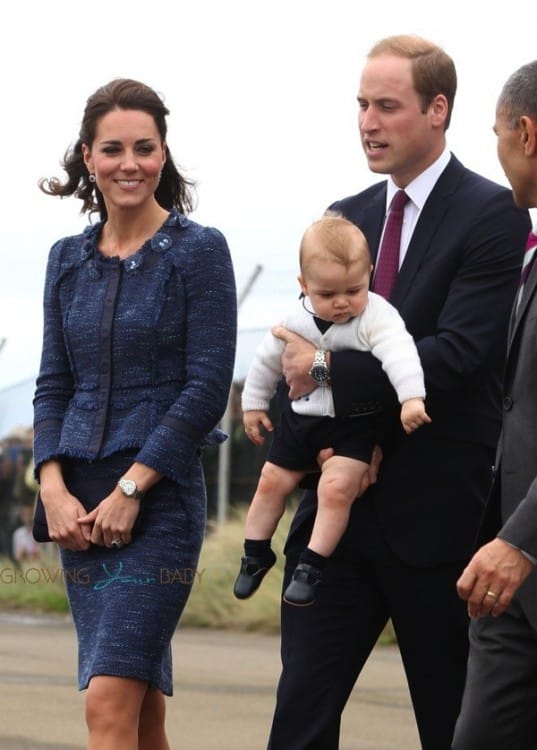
left=0, top=611, right=420, bottom=749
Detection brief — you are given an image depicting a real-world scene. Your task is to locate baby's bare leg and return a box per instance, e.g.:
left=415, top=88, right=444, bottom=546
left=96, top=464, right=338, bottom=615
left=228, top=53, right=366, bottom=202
left=245, top=461, right=306, bottom=539
left=308, top=455, right=368, bottom=557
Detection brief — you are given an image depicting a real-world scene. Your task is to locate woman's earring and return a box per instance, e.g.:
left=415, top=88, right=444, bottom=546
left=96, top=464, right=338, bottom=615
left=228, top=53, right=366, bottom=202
left=89, top=174, right=96, bottom=183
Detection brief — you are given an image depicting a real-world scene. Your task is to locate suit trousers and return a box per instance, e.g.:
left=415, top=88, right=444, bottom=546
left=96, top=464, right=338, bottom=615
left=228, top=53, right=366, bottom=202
left=267, top=438, right=492, bottom=750
left=452, top=603, right=537, bottom=750
left=267, top=508, right=470, bottom=750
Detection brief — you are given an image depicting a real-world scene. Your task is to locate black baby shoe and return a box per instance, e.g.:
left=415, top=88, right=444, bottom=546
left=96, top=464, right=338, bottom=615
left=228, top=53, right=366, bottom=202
left=233, top=551, right=276, bottom=599
left=283, top=563, right=323, bottom=606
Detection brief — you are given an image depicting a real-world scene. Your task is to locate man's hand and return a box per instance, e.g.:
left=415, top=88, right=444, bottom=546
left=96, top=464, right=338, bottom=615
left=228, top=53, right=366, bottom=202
left=317, top=444, right=383, bottom=496
left=272, top=326, right=319, bottom=399
left=356, top=444, right=383, bottom=495
left=456, top=537, right=535, bottom=618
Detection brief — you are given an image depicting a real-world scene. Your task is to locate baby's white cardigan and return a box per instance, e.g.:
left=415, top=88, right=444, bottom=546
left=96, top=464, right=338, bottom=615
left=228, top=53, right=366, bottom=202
left=241, top=292, right=425, bottom=418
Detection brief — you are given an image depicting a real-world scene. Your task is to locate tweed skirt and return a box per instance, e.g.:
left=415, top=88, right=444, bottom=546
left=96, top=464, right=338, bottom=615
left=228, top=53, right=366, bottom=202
left=59, top=451, right=206, bottom=696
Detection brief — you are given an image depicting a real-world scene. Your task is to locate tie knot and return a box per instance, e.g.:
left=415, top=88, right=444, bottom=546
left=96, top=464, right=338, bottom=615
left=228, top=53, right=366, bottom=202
left=390, top=190, right=409, bottom=212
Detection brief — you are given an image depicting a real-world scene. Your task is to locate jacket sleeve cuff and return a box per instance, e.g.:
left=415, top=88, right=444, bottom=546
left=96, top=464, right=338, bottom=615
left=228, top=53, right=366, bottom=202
left=502, top=540, right=537, bottom=566
left=497, top=482, right=537, bottom=560
left=33, top=418, right=63, bottom=480
left=135, top=416, right=205, bottom=484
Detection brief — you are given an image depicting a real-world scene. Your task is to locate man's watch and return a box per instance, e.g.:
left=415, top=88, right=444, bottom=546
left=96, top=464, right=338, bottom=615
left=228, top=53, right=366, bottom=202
left=308, top=348, right=331, bottom=386
left=117, top=477, right=145, bottom=500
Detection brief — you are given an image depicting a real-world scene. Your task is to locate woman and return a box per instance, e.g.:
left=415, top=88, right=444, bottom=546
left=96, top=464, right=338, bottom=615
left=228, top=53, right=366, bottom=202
left=33, top=78, right=237, bottom=750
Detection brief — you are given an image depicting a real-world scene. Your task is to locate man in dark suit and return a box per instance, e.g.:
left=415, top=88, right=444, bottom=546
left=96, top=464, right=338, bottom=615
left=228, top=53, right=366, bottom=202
left=266, top=36, right=530, bottom=750
left=452, top=60, right=537, bottom=750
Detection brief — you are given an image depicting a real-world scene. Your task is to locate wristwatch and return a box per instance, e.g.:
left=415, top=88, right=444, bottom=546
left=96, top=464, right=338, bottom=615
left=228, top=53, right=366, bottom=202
left=117, top=477, right=145, bottom=500
left=308, top=348, right=330, bottom=386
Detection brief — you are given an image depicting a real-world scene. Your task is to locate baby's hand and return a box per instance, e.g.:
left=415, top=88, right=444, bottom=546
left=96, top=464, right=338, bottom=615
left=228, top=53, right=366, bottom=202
left=401, top=398, right=432, bottom=434
left=243, top=410, right=274, bottom=446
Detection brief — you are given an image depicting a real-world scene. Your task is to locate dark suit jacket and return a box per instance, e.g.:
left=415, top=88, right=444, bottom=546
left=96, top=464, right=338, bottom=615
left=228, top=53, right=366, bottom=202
left=479, top=249, right=537, bottom=627
left=286, top=154, right=530, bottom=568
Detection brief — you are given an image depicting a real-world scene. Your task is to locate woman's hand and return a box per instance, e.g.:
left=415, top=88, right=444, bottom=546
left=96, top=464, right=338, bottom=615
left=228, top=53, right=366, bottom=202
left=79, top=462, right=160, bottom=548
left=39, top=486, right=93, bottom=551
left=39, top=460, right=92, bottom=551
left=79, top=488, right=141, bottom=548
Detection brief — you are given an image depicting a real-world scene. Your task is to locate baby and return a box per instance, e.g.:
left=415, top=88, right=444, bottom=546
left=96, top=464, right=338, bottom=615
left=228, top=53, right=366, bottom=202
left=234, top=214, right=430, bottom=606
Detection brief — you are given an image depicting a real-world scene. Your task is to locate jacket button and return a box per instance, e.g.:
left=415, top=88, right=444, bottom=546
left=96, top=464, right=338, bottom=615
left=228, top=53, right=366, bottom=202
left=503, top=396, right=513, bottom=410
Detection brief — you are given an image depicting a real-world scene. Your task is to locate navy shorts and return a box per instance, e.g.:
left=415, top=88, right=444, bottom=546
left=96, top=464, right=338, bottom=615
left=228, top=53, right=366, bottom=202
left=267, top=407, right=379, bottom=472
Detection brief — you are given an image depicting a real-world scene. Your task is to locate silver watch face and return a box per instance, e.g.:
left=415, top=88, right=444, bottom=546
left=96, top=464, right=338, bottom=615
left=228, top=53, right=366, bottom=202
left=310, top=364, right=330, bottom=384
left=119, top=478, right=137, bottom=496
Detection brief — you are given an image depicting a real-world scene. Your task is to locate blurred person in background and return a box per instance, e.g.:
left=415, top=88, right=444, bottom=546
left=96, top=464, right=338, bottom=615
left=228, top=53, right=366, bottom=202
left=12, top=503, right=40, bottom=562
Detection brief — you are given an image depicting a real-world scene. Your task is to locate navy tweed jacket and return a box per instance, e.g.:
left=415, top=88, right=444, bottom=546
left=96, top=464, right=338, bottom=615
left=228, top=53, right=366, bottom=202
left=33, top=210, right=237, bottom=485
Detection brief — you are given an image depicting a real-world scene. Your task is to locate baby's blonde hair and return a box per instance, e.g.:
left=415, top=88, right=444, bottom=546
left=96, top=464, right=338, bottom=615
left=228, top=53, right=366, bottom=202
left=299, top=213, right=371, bottom=277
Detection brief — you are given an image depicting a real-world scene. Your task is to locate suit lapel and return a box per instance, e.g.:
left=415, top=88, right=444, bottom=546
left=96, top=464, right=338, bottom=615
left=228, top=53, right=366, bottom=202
left=361, top=189, right=386, bottom=264
left=507, top=257, right=537, bottom=357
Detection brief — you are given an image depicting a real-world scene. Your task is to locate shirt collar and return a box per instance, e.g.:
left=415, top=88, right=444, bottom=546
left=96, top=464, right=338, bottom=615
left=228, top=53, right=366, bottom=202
left=386, top=147, right=451, bottom=212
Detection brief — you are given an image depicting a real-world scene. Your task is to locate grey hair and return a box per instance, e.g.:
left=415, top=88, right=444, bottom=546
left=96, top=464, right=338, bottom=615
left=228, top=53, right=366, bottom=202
left=498, top=61, right=537, bottom=128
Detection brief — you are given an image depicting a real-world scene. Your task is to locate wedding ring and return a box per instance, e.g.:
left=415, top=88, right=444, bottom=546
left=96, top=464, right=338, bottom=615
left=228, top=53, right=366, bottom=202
left=111, top=538, right=123, bottom=549
left=485, top=590, right=497, bottom=599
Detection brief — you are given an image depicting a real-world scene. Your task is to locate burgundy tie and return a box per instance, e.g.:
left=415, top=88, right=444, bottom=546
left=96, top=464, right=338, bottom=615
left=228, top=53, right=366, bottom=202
left=372, top=190, right=409, bottom=300
left=516, top=229, right=537, bottom=312
left=521, top=230, right=537, bottom=284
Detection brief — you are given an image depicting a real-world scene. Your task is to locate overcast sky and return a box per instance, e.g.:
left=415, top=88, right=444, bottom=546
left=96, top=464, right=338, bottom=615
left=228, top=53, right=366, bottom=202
left=1, top=0, right=536, bottom=391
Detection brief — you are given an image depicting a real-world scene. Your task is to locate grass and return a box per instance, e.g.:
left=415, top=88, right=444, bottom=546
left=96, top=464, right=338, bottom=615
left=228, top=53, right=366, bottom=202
left=0, top=548, right=69, bottom=613
left=183, top=505, right=396, bottom=643
left=0, top=507, right=395, bottom=643
left=181, top=506, right=293, bottom=633
left=0, top=508, right=290, bottom=629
